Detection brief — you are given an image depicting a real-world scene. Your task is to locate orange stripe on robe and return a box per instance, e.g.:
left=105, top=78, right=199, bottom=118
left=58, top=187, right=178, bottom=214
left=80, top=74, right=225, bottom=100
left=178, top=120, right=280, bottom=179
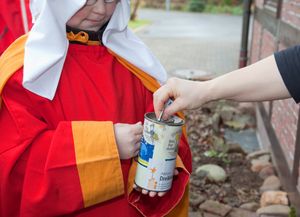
left=0, top=35, right=191, bottom=217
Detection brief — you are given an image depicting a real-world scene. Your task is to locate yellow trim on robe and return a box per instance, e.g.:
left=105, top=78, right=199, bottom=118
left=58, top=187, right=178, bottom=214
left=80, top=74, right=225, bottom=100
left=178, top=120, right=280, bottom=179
left=110, top=50, right=190, bottom=217
left=72, top=121, right=124, bottom=207
left=166, top=185, right=190, bottom=217
left=0, top=34, right=27, bottom=107
left=109, top=50, right=188, bottom=139
left=165, top=156, right=189, bottom=217
left=127, top=157, right=190, bottom=217
left=108, top=50, right=160, bottom=94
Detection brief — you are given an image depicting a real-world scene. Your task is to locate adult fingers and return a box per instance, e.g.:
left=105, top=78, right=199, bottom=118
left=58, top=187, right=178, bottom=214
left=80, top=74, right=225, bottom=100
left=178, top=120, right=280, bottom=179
left=153, top=85, right=172, bottom=118
left=163, top=98, right=184, bottom=119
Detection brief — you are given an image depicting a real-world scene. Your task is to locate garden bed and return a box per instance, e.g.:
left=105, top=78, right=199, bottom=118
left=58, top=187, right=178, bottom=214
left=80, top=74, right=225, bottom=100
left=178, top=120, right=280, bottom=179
left=186, top=101, right=266, bottom=216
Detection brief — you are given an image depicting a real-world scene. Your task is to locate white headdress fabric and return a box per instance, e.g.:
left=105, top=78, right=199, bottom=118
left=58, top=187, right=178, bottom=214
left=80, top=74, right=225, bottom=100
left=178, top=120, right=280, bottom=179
left=24, top=0, right=167, bottom=100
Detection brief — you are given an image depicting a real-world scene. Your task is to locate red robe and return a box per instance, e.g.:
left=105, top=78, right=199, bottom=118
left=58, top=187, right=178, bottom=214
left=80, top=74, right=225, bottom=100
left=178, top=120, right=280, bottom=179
left=0, top=0, right=32, bottom=54
left=0, top=35, right=191, bottom=217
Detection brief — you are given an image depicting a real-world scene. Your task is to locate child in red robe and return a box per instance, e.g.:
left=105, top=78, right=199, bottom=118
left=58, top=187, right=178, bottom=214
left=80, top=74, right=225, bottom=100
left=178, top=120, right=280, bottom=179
left=0, top=0, right=191, bottom=216
left=0, top=0, right=32, bottom=54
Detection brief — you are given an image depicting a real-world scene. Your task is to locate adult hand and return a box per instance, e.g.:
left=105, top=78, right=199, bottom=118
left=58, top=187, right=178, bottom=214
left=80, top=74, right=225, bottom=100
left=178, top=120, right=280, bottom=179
left=154, top=77, right=207, bottom=119
left=114, top=122, right=143, bottom=159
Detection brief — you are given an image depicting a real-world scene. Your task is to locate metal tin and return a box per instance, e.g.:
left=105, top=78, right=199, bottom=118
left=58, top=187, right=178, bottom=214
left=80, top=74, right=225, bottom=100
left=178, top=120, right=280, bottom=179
left=134, top=112, right=184, bottom=192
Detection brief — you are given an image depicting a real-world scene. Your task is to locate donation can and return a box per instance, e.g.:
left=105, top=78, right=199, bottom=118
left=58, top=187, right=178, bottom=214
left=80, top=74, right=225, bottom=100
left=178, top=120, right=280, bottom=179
left=134, top=112, right=184, bottom=192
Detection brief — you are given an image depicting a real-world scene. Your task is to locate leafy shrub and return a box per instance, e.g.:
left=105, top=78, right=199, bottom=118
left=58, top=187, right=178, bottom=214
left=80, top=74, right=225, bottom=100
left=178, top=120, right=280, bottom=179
left=204, top=4, right=243, bottom=15
left=189, top=0, right=206, bottom=12
left=289, top=207, right=296, bottom=217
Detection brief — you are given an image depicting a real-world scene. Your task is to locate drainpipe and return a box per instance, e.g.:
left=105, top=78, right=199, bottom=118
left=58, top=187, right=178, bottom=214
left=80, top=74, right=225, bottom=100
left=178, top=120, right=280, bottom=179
left=239, top=0, right=252, bottom=68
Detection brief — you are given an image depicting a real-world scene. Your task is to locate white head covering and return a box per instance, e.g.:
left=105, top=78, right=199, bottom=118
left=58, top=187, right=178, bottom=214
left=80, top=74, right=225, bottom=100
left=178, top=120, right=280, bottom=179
left=24, top=0, right=167, bottom=100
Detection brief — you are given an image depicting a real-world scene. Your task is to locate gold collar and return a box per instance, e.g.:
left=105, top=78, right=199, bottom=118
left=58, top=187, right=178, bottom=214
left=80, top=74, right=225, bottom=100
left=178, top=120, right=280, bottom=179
left=67, top=31, right=101, bottom=46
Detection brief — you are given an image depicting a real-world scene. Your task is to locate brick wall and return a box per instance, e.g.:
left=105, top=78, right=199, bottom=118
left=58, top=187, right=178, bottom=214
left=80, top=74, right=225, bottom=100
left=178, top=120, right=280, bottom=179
left=271, top=99, right=298, bottom=167
left=250, top=20, right=262, bottom=63
left=281, top=0, right=300, bottom=29
left=256, top=0, right=264, bottom=9
left=260, top=29, right=276, bottom=57
left=250, top=0, right=300, bottom=190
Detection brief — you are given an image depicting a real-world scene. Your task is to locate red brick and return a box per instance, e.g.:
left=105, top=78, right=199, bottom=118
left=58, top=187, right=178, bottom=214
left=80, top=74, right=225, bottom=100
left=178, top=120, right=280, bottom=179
left=281, top=1, right=300, bottom=28
left=261, top=29, right=276, bottom=58
left=255, top=0, right=264, bottom=9
left=250, top=20, right=262, bottom=64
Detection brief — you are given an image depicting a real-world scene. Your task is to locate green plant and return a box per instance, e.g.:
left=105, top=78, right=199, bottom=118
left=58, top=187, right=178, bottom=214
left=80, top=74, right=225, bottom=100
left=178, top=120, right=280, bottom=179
left=204, top=4, right=243, bottom=15
left=128, top=19, right=150, bottom=30
left=189, top=0, right=206, bottom=12
left=204, top=149, right=231, bottom=164
left=222, top=0, right=232, bottom=6
left=289, top=207, right=296, bottom=217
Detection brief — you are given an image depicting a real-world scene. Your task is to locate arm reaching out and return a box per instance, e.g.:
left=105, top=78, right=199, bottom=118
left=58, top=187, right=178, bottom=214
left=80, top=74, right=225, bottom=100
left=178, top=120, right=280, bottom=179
left=154, top=55, right=291, bottom=119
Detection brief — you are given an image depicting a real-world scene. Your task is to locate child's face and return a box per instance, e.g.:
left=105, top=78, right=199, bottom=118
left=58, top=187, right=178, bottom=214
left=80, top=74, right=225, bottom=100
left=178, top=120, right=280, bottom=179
left=67, top=0, right=118, bottom=31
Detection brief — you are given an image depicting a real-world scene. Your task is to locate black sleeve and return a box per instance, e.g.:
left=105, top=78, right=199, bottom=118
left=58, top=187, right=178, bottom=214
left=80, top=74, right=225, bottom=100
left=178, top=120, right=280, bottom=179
left=274, top=45, right=300, bottom=103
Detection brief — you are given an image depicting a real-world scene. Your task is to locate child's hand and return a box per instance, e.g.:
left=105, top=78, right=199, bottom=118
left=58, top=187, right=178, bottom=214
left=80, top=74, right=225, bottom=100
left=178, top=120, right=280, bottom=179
left=133, top=169, right=179, bottom=197
left=114, top=122, right=143, bottom=160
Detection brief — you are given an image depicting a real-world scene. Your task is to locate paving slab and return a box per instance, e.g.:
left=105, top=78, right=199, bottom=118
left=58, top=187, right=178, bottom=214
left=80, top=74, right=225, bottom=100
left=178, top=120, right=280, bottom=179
left=136, top=9, right=243, bottom=76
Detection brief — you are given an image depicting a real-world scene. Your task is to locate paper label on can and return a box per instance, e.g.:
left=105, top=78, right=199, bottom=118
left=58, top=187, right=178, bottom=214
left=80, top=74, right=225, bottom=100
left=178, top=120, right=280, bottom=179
left=138, top=137, right=154, bottom=167
left=136, top=118, right=182, bottom=191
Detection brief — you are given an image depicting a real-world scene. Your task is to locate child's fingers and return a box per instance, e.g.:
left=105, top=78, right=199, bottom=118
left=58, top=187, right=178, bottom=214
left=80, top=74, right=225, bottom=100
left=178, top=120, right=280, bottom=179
left=133, top=142, right=140, bottom=157
left=133, top=184, right=142, bottom=192
left=134, top=149, right=139, bottom=157
left=133, top=122, right=143, bottom=135
left=174, top=169, right=179, bottom=176
left=134, top=141, right=140, bottom=151
left=136, top=188, right=167, bottom=197
left=142, top=189, right=149, bottom=195
left=149, top=191, right=157, bottom=197
left=158, top=192, right=167, bottom=197
left=134, top=134, right=142, bottom=142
